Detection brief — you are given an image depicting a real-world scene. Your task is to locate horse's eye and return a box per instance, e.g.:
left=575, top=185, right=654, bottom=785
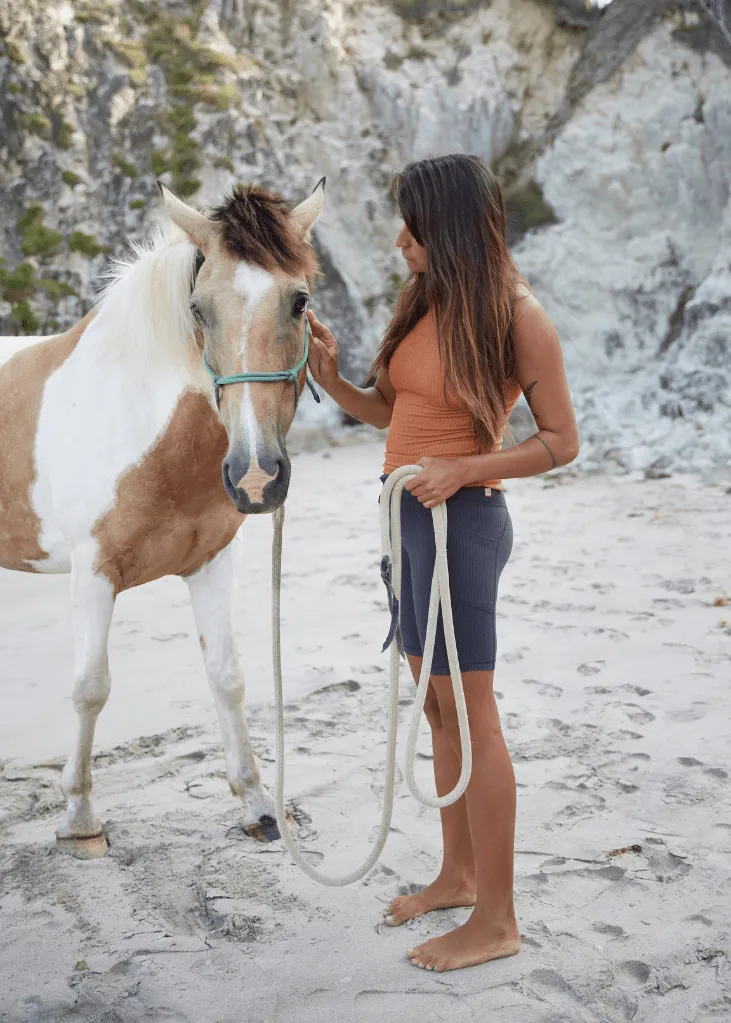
left=190, top=299, right=206, bottom=325
left=293, top=294, right=308, bottom=317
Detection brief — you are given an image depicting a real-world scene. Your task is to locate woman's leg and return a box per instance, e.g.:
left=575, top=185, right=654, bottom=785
left=407, top=668, right=520, bottom=971
left=384, top=654, right=476, bottom=925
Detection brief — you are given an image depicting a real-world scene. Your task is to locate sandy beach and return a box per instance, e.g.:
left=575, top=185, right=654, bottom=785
left=1, top=438, right=730, bottom=1022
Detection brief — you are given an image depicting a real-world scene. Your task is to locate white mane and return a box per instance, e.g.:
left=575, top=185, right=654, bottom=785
left=92, top=221, right=200, bottom=371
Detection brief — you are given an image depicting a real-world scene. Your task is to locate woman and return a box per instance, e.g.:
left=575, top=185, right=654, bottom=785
left=306, top=154, right=579, bottom=973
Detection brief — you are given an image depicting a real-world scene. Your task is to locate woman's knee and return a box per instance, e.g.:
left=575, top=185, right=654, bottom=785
left=423, top=687, right=443, bottom=730
left=438, top=684, right=501, bottom=748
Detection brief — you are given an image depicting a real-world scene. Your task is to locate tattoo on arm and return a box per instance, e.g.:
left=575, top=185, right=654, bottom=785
left=523, top=380, right=538, bottom=407
left=532, top=432, right=557, bottom=470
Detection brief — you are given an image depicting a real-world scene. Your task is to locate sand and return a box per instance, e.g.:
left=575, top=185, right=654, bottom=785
left=1, top=439, right=730, bottom=1023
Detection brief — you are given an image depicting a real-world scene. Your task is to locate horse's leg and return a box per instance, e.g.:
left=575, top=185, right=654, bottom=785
left=185, top=544, right=279, bottom=842
left=56, top=551, right=115, bottom=859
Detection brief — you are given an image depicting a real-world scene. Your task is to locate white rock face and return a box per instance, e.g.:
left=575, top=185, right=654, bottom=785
left=0, top=0, right=729, bottom=478
left=515, top=22, right=731, bottom=479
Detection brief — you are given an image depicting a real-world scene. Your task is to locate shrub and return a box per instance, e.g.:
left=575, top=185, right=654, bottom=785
left=69, top=232, right=105, bottom=257
left=19, top=205, right=63, bottom=257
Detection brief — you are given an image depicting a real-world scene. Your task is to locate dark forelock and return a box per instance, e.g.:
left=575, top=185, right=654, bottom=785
left=209, top=184, right=317, bottom=279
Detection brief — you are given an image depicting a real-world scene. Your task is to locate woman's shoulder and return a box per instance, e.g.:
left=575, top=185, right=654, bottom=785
left=513, top=278, right=536, bottom=312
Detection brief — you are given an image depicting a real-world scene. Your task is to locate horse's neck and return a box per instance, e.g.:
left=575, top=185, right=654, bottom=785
left=0, top=333, right=55, bottom=370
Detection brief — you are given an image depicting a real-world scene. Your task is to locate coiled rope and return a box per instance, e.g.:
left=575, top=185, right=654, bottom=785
left=270, top=464, right=472, bottom=886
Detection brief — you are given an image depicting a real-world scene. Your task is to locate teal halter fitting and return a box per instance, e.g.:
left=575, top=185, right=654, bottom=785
left=203, top=313, right=320, bottom=409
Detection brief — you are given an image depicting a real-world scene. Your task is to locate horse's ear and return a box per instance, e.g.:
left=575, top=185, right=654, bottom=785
left=157, top=181, right=214, bottom=251
left=289, top=177, right=326, bottom=239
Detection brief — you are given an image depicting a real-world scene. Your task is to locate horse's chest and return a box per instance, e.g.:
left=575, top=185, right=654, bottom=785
left=93, top=391, right=244, bottom=592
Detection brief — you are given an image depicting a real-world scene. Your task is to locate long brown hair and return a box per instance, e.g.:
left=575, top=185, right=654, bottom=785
left=370, top=155, right=521, bottom=450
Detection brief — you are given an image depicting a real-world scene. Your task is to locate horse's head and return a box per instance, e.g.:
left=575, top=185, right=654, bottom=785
left=159, top=180, right=324, bottom=514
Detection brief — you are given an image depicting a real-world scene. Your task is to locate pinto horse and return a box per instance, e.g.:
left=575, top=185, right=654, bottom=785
left=0, top=180, right=325, bottom=857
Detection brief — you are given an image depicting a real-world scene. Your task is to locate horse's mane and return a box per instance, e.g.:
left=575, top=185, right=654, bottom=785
left=209, top=184, right=318, bottom=280
left=88, top=187, right=317, bottom=371
left=92, top=224, right=201, bottom=369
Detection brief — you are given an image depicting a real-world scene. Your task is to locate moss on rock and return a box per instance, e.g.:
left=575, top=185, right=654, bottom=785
left=106, top=39, right=148, bottom=68
left=176, top=178, right=201, bottom=197
left=505, top=181, right=557, bottom=236
left=113, top=154, right=138, bottom=178
left=61, top=170, right=82, bottom=187
left=11, top=300, right=41, bottom=335
left=38, top=278, right=78, bottom=299
left=129, top=67, right=148, bottom=88
left=2, top=39, right=26, bottom=64
left=24, top=113, right=52, bottom=139
left=0, top=261, right=36, bottom=302
left=129, top=198, right=146, bottom=209
left=69, top=231, right=106, bottom=257
left=19, top=205, right=64, bottom=257
left=56, top=118, right=75, bottom=150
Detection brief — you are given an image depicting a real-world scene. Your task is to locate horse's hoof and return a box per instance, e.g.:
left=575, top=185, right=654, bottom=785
left=242, top=815, right=281, bottom=843
left=56, top=832, right=109, bottom=859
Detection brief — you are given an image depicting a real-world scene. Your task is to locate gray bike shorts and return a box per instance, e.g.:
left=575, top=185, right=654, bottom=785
left=380, top=474, right=513, bottom=674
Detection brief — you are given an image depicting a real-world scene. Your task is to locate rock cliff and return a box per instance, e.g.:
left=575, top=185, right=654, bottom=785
left=1, top=0, right=729, bottom=478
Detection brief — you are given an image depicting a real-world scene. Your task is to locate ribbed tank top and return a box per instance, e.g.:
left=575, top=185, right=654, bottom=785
left=383, top=313, right=522, bottom=490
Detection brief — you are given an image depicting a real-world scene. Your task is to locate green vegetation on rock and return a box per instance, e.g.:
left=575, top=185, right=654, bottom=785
left=125, top=1, right=241, bottom=198
left=61, top=170, right=82, bottom=187
left=113, top=154, right=138, bottom=178
left=56, top=118, right=75, bottom=150
left=129, top=198, right=146, bottom=209
left=2, top=39, right=26, bottom=64
left=176, top=179, right=202, bottom=197
left=505, top=181, right=557, bottom=234
left=1, top=257, right=78, bottom=335
left=38, top=278, right=78, bottom=300
left=10, top=300, right=40, bottom=335
left=129, top=68, right=148, bottom=88
left=24, top=114, right=52, bottom=139
left=19, top=205, right=63, bottom=257
left=106, top=39, right=147, bottom=68
left=0, top=261, right=36, bottom=302
left=74, top=3, right=113, bottom=24
left=69, top=232, right=106, bottom=257
left=150, top=150, right=169, bottom=177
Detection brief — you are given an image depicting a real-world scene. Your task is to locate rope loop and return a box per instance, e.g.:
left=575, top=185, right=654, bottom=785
left=270, top=464, right=472, bottom=886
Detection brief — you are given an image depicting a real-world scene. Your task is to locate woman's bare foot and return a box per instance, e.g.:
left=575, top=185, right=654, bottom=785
left=407, top=913, right=520, bottom=972
left=383, top=876, right=477, bottom=926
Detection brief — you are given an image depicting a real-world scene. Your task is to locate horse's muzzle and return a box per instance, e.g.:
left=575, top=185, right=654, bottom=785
left=222, top=450, right=290, bottom=514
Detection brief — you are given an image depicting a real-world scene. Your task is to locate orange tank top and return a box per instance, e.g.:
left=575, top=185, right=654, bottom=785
left=383, top=313, right=522, bottom=490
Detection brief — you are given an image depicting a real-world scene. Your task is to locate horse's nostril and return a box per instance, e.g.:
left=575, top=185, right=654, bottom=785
left=275, top=458, right=286, bottom=484
left=223, top=459, right=237, bottom=492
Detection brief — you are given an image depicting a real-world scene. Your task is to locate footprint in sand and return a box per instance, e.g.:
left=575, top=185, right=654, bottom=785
left=577, top=660, right=605, bottom=675
left=592, top=921, right=626, bottom=937
left=522, top=678, right=563, bottom=698
left=607, top=702, right=655, bottom=725
left=618, top=960, right=652, bottom=985
left=677, top=757, right=728, bottom=780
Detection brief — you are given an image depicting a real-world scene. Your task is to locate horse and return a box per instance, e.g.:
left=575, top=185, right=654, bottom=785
left=0, top=179, right=325, bottom=858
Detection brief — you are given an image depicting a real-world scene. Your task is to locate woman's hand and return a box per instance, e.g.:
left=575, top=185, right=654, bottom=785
left=306, top=310, right=340, bottom=392
left=404, top=456, right=472, bottom=508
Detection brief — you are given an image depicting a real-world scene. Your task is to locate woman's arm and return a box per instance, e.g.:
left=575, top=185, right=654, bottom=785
left=405, top=293, right=580, bottom=507
left=307, top=310, right=395, bottom=429
left=460, top=293, right=580, bottom=484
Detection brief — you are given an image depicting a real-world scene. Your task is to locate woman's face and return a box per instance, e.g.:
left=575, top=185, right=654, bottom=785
left=396, top=222, right=427, bottom=274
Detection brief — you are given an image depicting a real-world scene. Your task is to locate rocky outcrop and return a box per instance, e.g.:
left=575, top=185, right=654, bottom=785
left=1, top=0, right=730, bottom=479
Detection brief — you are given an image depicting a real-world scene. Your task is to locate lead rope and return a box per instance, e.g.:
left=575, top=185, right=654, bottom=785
left=270, top=464, right=472, bottom=886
